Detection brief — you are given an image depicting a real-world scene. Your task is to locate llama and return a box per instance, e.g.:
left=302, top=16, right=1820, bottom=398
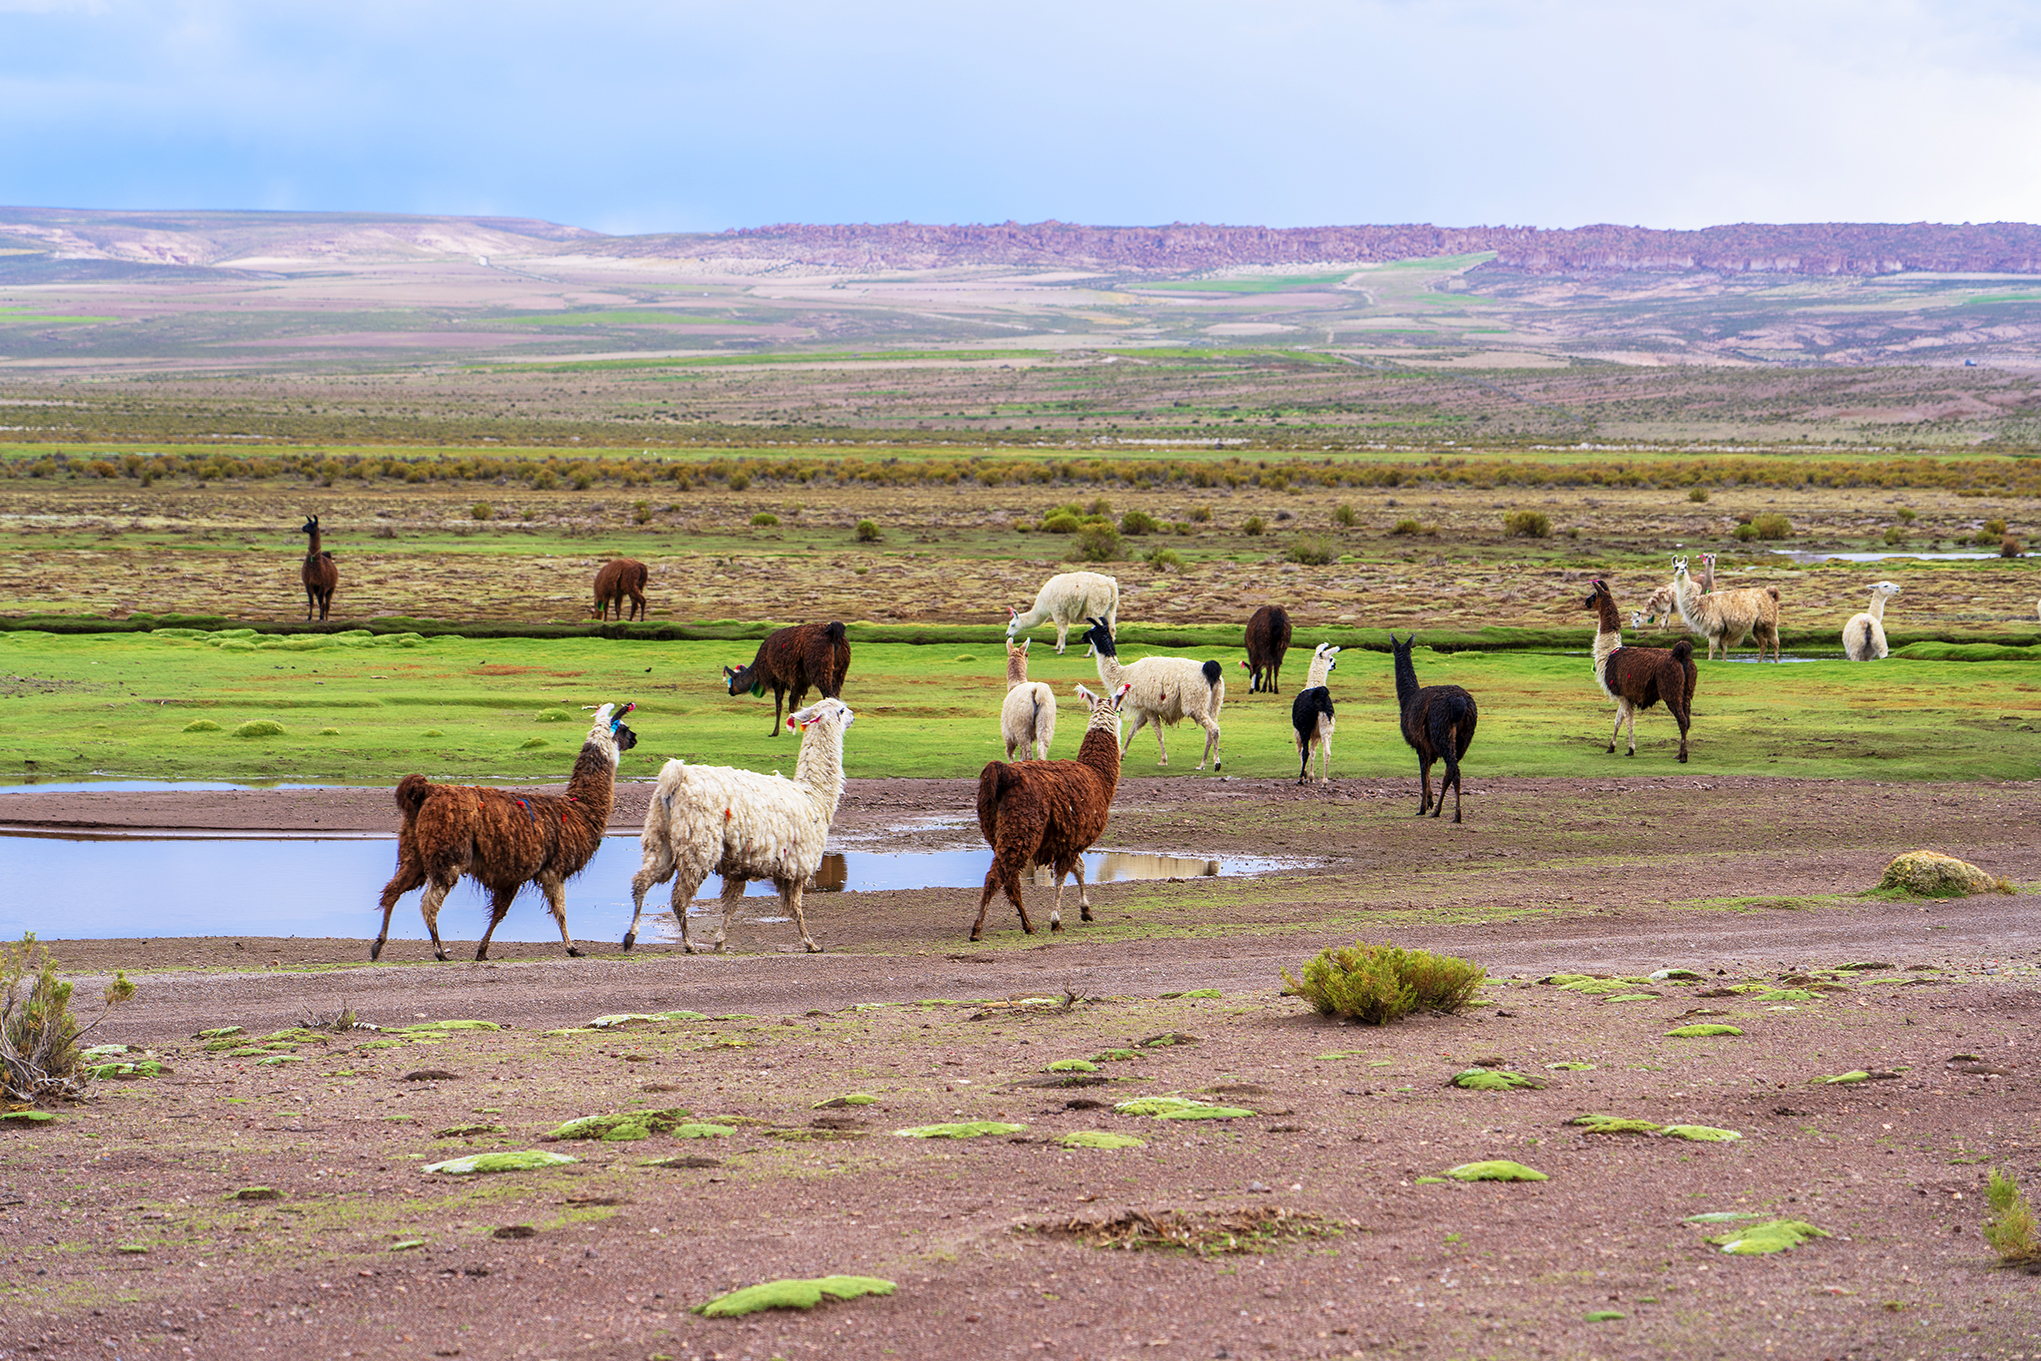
left=1006, top=572, right=1120, bottom=655
left=299, top=515, right=338, bottom=622
left=1241, top=605, right=1293, bottom=694
left=592, top=558, right=648, bottom=622
left=1843, top=581, right=1901, bottom=661
left=972, top=683, right=1128, bottom=941
left=372, top=702, right=639, bottom=962
left=1390, top=633, right=1478, bottom=822
left=1079, top=617, right=1224, bottom=770
left=724, top=622, right=851, bottom=736
left=1585, top=579, right=1695, bottom=762
left=1671, top=555, right=1781, bottom=661
left=1000, top=639, right=1057, bottom=761
left=1290, top=643, right=1341, bottom=784
left=624, top=698, right=855, bottom=954
left=1633, top=556, right=1711, bottom=632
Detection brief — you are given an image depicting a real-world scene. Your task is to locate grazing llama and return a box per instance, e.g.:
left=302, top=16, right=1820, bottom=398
left=372, top=702, right=638, bottom=962
left=972, top=683, right=1128, bottom=941
left=592, top=558, right=649, bottom=622
left=1843, top=581, right=1901, bottom=661
left=1671, top=555, right=1780, bottom=661
left=1000, top=639, right=1057, bottom=761
left=1241, top=605, right=1293, bottom=694
left=1006, top=571, right=1120, bottom=655
left=1634, top=554, right=1713, bottom=632
left=1585, top=579, right=1696, bottom=762
left=1290, top=643, right=1341, bottom=784
left=624, top=698, right=855, bottom=954
left=299, top=515, right=338, bottom=622
left=1080, top=617, right=1225, bottom=770
left=1389, top=634, right=1478, bottom=822
left=724, top=622, right=851, bottom=736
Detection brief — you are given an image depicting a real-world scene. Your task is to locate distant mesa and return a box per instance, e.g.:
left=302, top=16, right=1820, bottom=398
left=3, top=205, right=2041, bottom=279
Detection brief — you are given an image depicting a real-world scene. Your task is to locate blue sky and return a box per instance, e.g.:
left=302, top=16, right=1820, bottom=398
left=5, top=0, right=2041, bottom=234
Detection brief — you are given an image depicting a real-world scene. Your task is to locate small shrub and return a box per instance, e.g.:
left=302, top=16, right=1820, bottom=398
left=1087, top=496, right=1113, bottom=517
left=2003, top=535, right=2025, bottom=558
left=1687, top=487, right=1710, bottom=503
left=1282, top=941, right=1485, bottom=1025
left=1333, top=502, right=1358, bottom=527
left=1896, top=506, right=1917, bottom=523
left=232, top=720, right=286, bottom=738
left=1171, top=521, right=1192, bottom=535
left=1144, top=547, right=1184, bottom=571
left=1287, top=534, right=1335, bottom=566
left=1734, top=522, right=1757, bottom=542
left=1070, top=522, right=1124, bottom=563
left=854, top=519, right=882, bottom=543
left=633, top=500, right=653, bottom=525
left=531, top=469, right=557, bottom=491
left=1121, top=510, right=1160, bottom=536
left=1189, top=505, right=1213, bottom=523
left=727, top=472, right=750, bottom=492
left=471, top=502, right=493, bottom=521
left=1883, top=525, right=1908, bottom=546
left=1751, top=512, right=1792, bottom=540
left=1503, top=509, right=1551, bottom=538
left=2, top=934, right=133, bottom=1104
left=1390, top=517, right=1422, bottom=536
left=1242, top=516, right=1266, bottom=537
left=1984, top=518, right=2009, bottom=536
left=750, top=512, right=780, bottom=528
left=181, top=718, right=222, bottom=733
left=1042, top=512, right=1081, bottom=534
left=1985, top=1169, right=2041, bottom=1267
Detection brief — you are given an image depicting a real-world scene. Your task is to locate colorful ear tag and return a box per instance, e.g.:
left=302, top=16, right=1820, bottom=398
left=609, top=701, right=636, bottom=733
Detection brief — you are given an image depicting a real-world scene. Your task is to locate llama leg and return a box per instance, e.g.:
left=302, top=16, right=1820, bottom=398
left=713, top=873, right=746, bottom=952
left=1048, top=866, right=1065, bottom=932
left=785, top=880, right=821, bottom=953
left=1071, top=856, right=1093, bottom=923
left=1198, top=716, right=1221, bottom=771
left=1055, top=622, right=1070, bottom=655
left=471, top=884, right=519, bottom=962
left=419, top=877, right=457, bottom=962
left=624, top=839, right=680, bottom=950
left=373, top=852, right=426, bottom=961
left=1443, top=727, right=1463, bottom=823
left=537, top=871, right=581, bottom=959
left=1416, top=754, right=1433, bottom=815
left=1625, top=706, right=1638, bottom=757
left=1296, top=736, right=1310, bottom=785
left=1319, top=733, right=1332, bottom=783
left=972, top=861, right=1032, bottom=940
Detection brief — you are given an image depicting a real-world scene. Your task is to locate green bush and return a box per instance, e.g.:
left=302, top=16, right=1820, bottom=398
left=1883, top=525, right=1908, bottom=546
left=633, top=500, right=653, bottom=525
left=1503, top=509, right=1551, bottom=538
left=1986, top=1169, right=2041, bottom=1267
left=1751, top=512, right=1792, bottom=540
left=1734, top=522, right=1757, bottom=542
left=1042, top=512, right=1081, bottom=534
left=2, top=934, right=132, bottom=1104
left=1287, top=534, right=1335, bottom=566
left=1687, top=487, right=1710, bottom=503
left=1189, top=505, right=1213, bottom=523
left=2003, top=535, right=2026, bottom=558
left=727, top=472, right=750, bottom=492
left=471, top=502, right=493, bottom=521
left=854, top=519, right=883, bottom=543
left=1282, top=941, right=1486, bottom=1025
left=750, top=512, right=780, bottom=528
left=1390, top=517, right=1423, bottom=536
left=1985, top=518, right=2009, bottom=536
left=1896, top=506, right=1917, bottom=523
left=1121, top=510, right=1160, bottom=536
left=1333, top=502, right=1358, bottom=527
left=1070, top=522, right=1124, bottom=563
left=1144, top=547, right=1184, bottom=571
left=1242, top=516, right=1266, bottom=537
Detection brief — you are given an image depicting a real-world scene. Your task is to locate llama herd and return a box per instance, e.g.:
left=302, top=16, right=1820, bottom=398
left=364, top=552, right=2024, bottom=957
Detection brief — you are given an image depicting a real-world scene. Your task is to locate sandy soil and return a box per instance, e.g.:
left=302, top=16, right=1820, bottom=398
left=4, top=777, right=2040, bottom=1359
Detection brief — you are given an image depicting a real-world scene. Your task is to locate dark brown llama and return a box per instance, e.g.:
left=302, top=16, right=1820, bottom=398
left=592, top=558, right=648, bottom=622
left=971, top=683, right=1128, bottom=942
left=1240, top=604, right=1293, bottom=694
left=372, top=702, right=638, bottom=962
left=1389, top=633, right=1479, bottom=822
left=724, top=622, right=851, bottom=735
left=1585, top=579, right=1696, bottom=762
left=299, top=515, right=338, bottom=622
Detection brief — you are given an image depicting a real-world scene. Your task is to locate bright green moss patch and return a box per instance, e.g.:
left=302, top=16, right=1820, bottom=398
left=423, top=1150, right=578, bottom=1175
left=389, top=1238, right=427, bottom=1252
left=232, top=720, right=286, bottom=738
left=193, top=1026, right=242, bottom=1039
left=82, top=1060, right=167, bottom=1079
left=1877, top=850, right=2011, bottom=898
left=227, top=1187, right=281, bottom=1202
left=590, top=1011, right=708, bottom=1028
left=1825, top=1070, right=1872, bottom=1084
left=1161, top=988, right=1223, bottom=999
left=668, top=1123, right=736, bottom=1139
left=1114, top=1097, right=1255, bottom=1120
left=255, top=1055, right=305, bottom=1066
left=1662, top=1125, right=1743, bottom=1142
left=813, top=1094, right=877, bottom=1108
left=1706, top=1219, right=1830, bottom=1255
left=1753, top=989, right=1817, bottom=1002
left=1558, top=978, right=1645, bottom=995
left=1, top=1109, right=56, bottom=1124
left=894, top=1122, right=1025, bottom=1139
left=1666, top=1024, right=1744, bottom=1038
left=114, top=1243, right=148, bottom=1255
left=1585, top=1310, right=1627, bottom=1322
left=543, top=1108, right=693, bottom=1142
left=180, top=718, right=222, bottom=733
left=1604, top=992, right=1662, bottom=1004
left=1570, top=1114, right=1661, bottom=1135
left=1450, top=1068, right=1545, bottom=1091
left=1047, top=1059, right=1101, bottom=1073
left=1092, top=1049, right=1141, bottom=1062
left=1060, top=1131, right=1147, bottom=1150
left=1415, top=1176, right=1449, bottom=1185
left=1545, top=1062, right=1596, bottom=1071
left=1444, top=1160, right=1548, bottom=1182
left=693, top=1275, right=896, bottom=1318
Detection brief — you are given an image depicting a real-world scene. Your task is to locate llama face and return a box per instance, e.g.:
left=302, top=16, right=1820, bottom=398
left=1080, top=617, right=1117, bottom=657
left=789, top=698, right=853, bottom=731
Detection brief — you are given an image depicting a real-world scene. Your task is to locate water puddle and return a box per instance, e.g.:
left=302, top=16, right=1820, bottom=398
left=0, top=835, right=1290, bottom=944
left=0, top=780, right=352, bottom=794
left=1768, top=549, right=2027, bottom=563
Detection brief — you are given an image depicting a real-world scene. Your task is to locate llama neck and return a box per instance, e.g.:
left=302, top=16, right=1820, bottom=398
left=305, top=526, right=322, bottom=557
left=1698, top=558, right=1714, bottom=593
left=1304, top=655, right=1334, bottom=688
left=1670, top=570, right=1702, bottom=622
left=1867, top=592, right=1889, bottom=622
left=1590, top=599, right=1623, bottom=697
left=566, top=740, right=620, bottom=822
left=1392, top=651, right=1418, bottom=712
left=1091, top=651, right=1128, bottom=688
left=794, top=723, right=848, bottom=818
left=1075, top=722, right=1122, bottom=783
left=1005, top=658, right=1028, bottom=691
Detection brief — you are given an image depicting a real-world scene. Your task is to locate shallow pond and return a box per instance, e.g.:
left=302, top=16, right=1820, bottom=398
left=0, top=834, right=1284, bottom=945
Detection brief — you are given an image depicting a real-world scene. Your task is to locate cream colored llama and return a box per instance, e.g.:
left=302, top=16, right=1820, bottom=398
left=1000, top=639, right=1056, bottom=760
left=1671, top=555, right=1781, bottom=661
left=1843, top=582, right=1900, bottom=661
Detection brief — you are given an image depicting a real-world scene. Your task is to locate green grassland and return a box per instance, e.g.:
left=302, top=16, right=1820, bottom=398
left=3, top=629, right=2035, bottom=785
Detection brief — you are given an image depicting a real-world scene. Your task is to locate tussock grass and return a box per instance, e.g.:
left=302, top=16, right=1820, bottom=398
left=1283, top=941, right=1485, bottom=1025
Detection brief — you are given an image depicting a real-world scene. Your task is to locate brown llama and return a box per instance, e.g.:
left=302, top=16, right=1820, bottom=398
left=371, top=702, right=638, bottom=961
left=1389, top=633, right=1478, bottom=822
left=723, top=622, right=851, bottom=736
left=299, top=515, right=338, bottom=622
left=971, top=683, right=1128, bottom=942
left=592, top=558, right=649, bottom=622
left=1585, top=579, right=1696, bottom=762
left=1240, top=604, right=1293, bottom=694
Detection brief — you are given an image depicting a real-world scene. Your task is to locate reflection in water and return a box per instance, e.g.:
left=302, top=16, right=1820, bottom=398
left=1027, top=852, right=1221, bottom=887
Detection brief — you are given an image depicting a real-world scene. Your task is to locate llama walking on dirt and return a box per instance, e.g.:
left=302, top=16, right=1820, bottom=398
left=1390, top=633, right=1478, bottom=822
left=371, top=702, right=638, bottom=961
left=592, top=558, right=648, bottom=622
left=299, top=515, right=338, bottom=622
left=1585, top=579, right=1695, bottom=762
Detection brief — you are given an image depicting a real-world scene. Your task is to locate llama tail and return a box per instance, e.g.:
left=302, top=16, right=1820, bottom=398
left=1202, top=659, right=1223, bottom=689
left=824, top=621, right=847, bottom=644
left=1670, top=638, right=1695, bottom=663
left=394, top=773, right=434, bottom=822
left=976, top=760, right=1018, bottom=844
